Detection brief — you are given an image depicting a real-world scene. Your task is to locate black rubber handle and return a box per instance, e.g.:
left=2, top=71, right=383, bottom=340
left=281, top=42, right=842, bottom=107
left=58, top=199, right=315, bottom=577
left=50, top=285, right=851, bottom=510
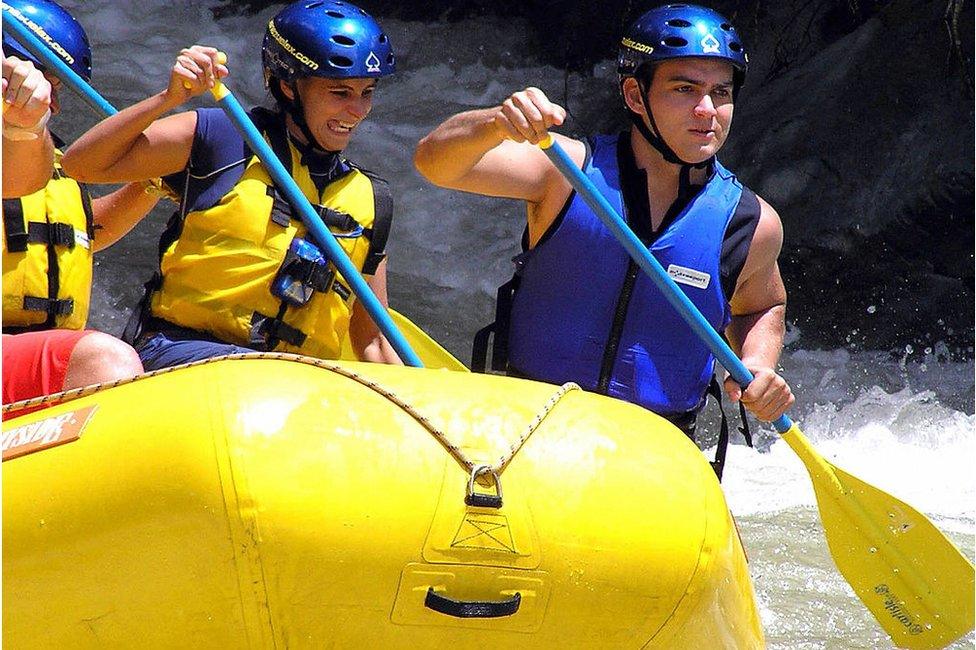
left=424, top=587, right=521, bottom=618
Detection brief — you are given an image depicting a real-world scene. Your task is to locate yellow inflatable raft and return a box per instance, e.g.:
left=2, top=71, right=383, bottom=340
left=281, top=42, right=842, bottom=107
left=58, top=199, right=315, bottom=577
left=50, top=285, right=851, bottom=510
left=2, top=355, right=763, bottom=648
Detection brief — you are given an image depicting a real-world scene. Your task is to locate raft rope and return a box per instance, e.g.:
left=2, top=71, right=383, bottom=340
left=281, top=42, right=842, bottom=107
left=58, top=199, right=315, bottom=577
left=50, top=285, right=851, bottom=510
left=3, top=352, right=580, bottom=483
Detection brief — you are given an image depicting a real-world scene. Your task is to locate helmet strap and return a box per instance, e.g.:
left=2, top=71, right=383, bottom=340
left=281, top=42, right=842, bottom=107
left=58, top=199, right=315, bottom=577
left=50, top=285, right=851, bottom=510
left=629, top=76, right=712, bottom=172
left=270, top=78, right=334, bottom=153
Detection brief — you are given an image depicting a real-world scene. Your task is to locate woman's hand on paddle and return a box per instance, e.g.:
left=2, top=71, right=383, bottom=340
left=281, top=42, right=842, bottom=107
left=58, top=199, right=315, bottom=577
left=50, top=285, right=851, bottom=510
left=2, top=55, right=52, bottom=132
left=724, top=366, right=794, bottom=422
left=166, top=45, right=228, bottom=104
left=492, top=87, right=566, bottom=145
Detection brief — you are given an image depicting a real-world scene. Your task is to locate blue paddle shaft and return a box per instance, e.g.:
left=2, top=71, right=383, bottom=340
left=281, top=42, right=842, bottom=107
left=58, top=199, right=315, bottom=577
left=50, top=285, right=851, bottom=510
left=540, top=137, right=791, bottom=433
left=214, top=90, right=422, bottom=367
left=1, top=9, right=117, bottom=116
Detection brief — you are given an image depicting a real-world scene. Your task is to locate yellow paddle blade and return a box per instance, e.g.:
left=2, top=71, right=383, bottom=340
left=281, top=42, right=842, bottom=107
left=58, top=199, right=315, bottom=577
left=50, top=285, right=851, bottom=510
left=781, top=424, right=975, bottom=649
left=389, top=309, right=468, bottom=372
left=339, top=309, right=469, bottom=372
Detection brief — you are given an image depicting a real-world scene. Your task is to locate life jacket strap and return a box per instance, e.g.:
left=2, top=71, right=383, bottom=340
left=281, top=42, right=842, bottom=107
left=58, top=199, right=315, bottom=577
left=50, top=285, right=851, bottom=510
left=331, top=280, right=351, bottom=301
left=249, top=311, right=307, bottom=349
left=22, top=295, right=74, bottom=316
left=27, top=221, right=77, bottom=248
left=471, top=274, right=521, bottom=373
left=318, top=206, right=360, bottom=233
left=267, top=188, right=292, bottom=227
left=704, top=376, right=753, bottom=482
left=2, top=199, right=29, bottom=252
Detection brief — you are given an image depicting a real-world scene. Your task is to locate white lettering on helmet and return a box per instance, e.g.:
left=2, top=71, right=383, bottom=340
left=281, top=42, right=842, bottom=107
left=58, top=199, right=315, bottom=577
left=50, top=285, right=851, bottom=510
left=2, top=3, right=75, bottom=66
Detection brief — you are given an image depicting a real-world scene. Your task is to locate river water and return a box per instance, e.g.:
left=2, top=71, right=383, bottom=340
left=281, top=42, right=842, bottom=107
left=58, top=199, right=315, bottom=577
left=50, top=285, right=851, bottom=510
left=53, top=2, right=976, bottom=647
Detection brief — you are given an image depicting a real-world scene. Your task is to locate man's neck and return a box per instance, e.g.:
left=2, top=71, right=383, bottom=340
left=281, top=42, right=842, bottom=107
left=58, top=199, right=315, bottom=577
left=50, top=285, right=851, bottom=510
left=629, top=126, right=682, bottom=188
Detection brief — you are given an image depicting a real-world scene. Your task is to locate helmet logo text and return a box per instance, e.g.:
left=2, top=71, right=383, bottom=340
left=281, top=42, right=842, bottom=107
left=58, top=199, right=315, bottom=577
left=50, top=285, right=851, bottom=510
left=365, top=51, right=381, bottom=73
left=700, top=33, right=721, bottom=54
left=2, top=3, right=75, bottom=66
left=621, top=37, right=653, bottom=55
left=267, top=19, right=319, bottom=71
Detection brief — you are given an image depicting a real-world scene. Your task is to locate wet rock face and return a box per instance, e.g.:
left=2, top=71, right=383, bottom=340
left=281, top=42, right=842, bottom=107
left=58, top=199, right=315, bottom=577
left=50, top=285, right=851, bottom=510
left=217, top=0, right=973, bottom=356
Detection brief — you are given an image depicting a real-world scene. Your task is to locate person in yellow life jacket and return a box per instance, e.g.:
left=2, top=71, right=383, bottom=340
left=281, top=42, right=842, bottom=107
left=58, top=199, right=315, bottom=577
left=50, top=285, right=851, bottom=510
left=2, top=0, right=156, bottom=414
left=63, top=0, right=403, bottom=370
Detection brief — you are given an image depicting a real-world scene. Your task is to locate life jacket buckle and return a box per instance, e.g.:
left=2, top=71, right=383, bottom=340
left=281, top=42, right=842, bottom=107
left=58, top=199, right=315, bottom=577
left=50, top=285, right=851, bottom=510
left=271, top=237, right=334, bottom=307
left=465, top=464, right=503, bottom=509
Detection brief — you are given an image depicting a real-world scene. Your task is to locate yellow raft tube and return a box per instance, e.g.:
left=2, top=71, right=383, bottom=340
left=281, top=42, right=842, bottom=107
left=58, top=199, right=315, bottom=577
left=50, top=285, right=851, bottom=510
left=3, top=355, right=763, bottom=648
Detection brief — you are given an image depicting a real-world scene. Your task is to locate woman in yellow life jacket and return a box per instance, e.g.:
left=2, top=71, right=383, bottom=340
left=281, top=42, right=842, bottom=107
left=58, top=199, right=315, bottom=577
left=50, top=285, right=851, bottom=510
left=3, top=0, right=153, bottom=412
left=63, top=0, right=402, bottom=370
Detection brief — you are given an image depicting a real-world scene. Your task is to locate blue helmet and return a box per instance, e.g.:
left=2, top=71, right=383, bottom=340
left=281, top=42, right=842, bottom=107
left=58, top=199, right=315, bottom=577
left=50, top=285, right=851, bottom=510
left=617, top=4, right=747, bottom=85
left=262, top=0, right=395, bottom=84
left=1, top=0, right=93, bottom=81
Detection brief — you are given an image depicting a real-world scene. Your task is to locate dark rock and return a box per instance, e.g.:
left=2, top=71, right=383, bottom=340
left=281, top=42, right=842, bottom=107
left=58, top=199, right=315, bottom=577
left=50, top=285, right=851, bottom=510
left=211, top=0, right=974, bottom=356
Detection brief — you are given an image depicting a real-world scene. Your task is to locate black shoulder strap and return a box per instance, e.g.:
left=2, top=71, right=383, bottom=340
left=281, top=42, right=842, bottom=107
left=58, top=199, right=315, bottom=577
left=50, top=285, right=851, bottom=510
left=76, top=181, right=96, bottom=240
left=361, top=172, right=392, bottom=275
left=471, top=272, right=522, bottom=373
left=259, top=110, right=295, bottom=177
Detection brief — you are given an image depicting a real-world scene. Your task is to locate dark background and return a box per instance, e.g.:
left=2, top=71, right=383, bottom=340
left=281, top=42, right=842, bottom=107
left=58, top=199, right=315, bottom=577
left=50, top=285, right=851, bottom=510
left=217, top=0, right=975, bottom=358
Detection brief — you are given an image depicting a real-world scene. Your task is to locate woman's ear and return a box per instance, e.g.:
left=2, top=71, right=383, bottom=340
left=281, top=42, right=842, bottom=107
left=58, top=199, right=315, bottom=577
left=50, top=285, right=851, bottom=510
left=621, top=76, right=647, bottom=115
left=278, top=79, right=296, bottom=101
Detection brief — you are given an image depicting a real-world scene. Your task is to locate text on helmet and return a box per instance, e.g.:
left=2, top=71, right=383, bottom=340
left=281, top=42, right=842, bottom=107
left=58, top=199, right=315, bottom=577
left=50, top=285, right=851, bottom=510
left=2, top=3, right=75, bottom=66
left=268, top=18, right=319, bottom=72
left=621, top=37, right=654, bottom=55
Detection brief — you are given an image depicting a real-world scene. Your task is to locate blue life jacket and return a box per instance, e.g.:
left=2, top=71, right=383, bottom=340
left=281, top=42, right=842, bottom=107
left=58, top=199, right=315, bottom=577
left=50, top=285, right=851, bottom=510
left=508, top=133, right=744, bottom=416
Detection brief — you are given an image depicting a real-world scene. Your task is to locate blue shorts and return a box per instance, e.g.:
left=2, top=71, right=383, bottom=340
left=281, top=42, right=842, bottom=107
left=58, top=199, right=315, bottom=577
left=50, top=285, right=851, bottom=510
left=136, top=330, right=253, bottom=371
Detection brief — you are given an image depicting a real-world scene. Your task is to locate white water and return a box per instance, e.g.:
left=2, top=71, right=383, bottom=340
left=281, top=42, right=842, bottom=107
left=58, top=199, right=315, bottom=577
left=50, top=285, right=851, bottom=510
left=56, top=2, right=976, bottom=647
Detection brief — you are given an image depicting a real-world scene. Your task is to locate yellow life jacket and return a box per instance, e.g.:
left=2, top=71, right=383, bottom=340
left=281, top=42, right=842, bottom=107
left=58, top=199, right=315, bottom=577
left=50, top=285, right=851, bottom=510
left=2, top=151, right=94, bottom=332
left=147, top=112, right=391, bottom=360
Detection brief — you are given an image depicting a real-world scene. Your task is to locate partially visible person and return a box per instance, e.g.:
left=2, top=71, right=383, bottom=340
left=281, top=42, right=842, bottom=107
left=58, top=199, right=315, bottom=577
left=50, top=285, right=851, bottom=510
left=2, top=53, right=54, bottom=196
left=63, top=0, right=402, bottom=370
left=2, top=0, right=153, bottom=417
left=415, top=4, right=793, bottom=441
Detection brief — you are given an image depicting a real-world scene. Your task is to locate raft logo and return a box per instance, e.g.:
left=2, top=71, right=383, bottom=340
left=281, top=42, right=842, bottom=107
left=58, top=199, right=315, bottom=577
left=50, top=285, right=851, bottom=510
left=701, top=33, right=721, bottom=54
left=365, top=51, right=381, bottom=73
left=667, top=264, right=710, bottom=289
left=2, top=3, right=75, bottom=66
left=2, top=405, right=96, bottom=461
left=451, top=513, right=516, bottom=553
left=874, top=584, right=925, bottom=636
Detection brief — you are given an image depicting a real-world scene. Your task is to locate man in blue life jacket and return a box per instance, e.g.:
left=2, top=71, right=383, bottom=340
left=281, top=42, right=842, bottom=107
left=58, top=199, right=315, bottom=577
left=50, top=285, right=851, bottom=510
left=415, top=5, right=794, bottom=444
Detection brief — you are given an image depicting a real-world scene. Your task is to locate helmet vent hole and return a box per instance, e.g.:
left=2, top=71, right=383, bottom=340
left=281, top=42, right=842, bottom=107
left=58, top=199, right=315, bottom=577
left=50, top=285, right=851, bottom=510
left=329, top=55, right=354, bottom=68
left=721, top=23, right=733, bottom=31
left=379, top=34, right=388, bottom=43
left=325, top=10, right=344, bottom=18
left=666, top=19, right=691, bottom=28
left=729, top=42, right=742, bottom=52
left=662, top=37, right=688, bottom=48
left=331, top=34, right=355, bottom=46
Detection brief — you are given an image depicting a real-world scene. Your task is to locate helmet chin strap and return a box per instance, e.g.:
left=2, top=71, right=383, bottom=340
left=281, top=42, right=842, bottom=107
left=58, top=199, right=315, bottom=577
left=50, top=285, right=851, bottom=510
left=630, top=76, right=712, bottom=172
left=270, top=78, right=340, bottom=154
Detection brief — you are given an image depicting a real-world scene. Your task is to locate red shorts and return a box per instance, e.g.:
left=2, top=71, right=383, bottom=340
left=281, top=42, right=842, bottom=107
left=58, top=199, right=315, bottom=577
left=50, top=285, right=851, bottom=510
left=2, top=329, right=93, bottom=418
